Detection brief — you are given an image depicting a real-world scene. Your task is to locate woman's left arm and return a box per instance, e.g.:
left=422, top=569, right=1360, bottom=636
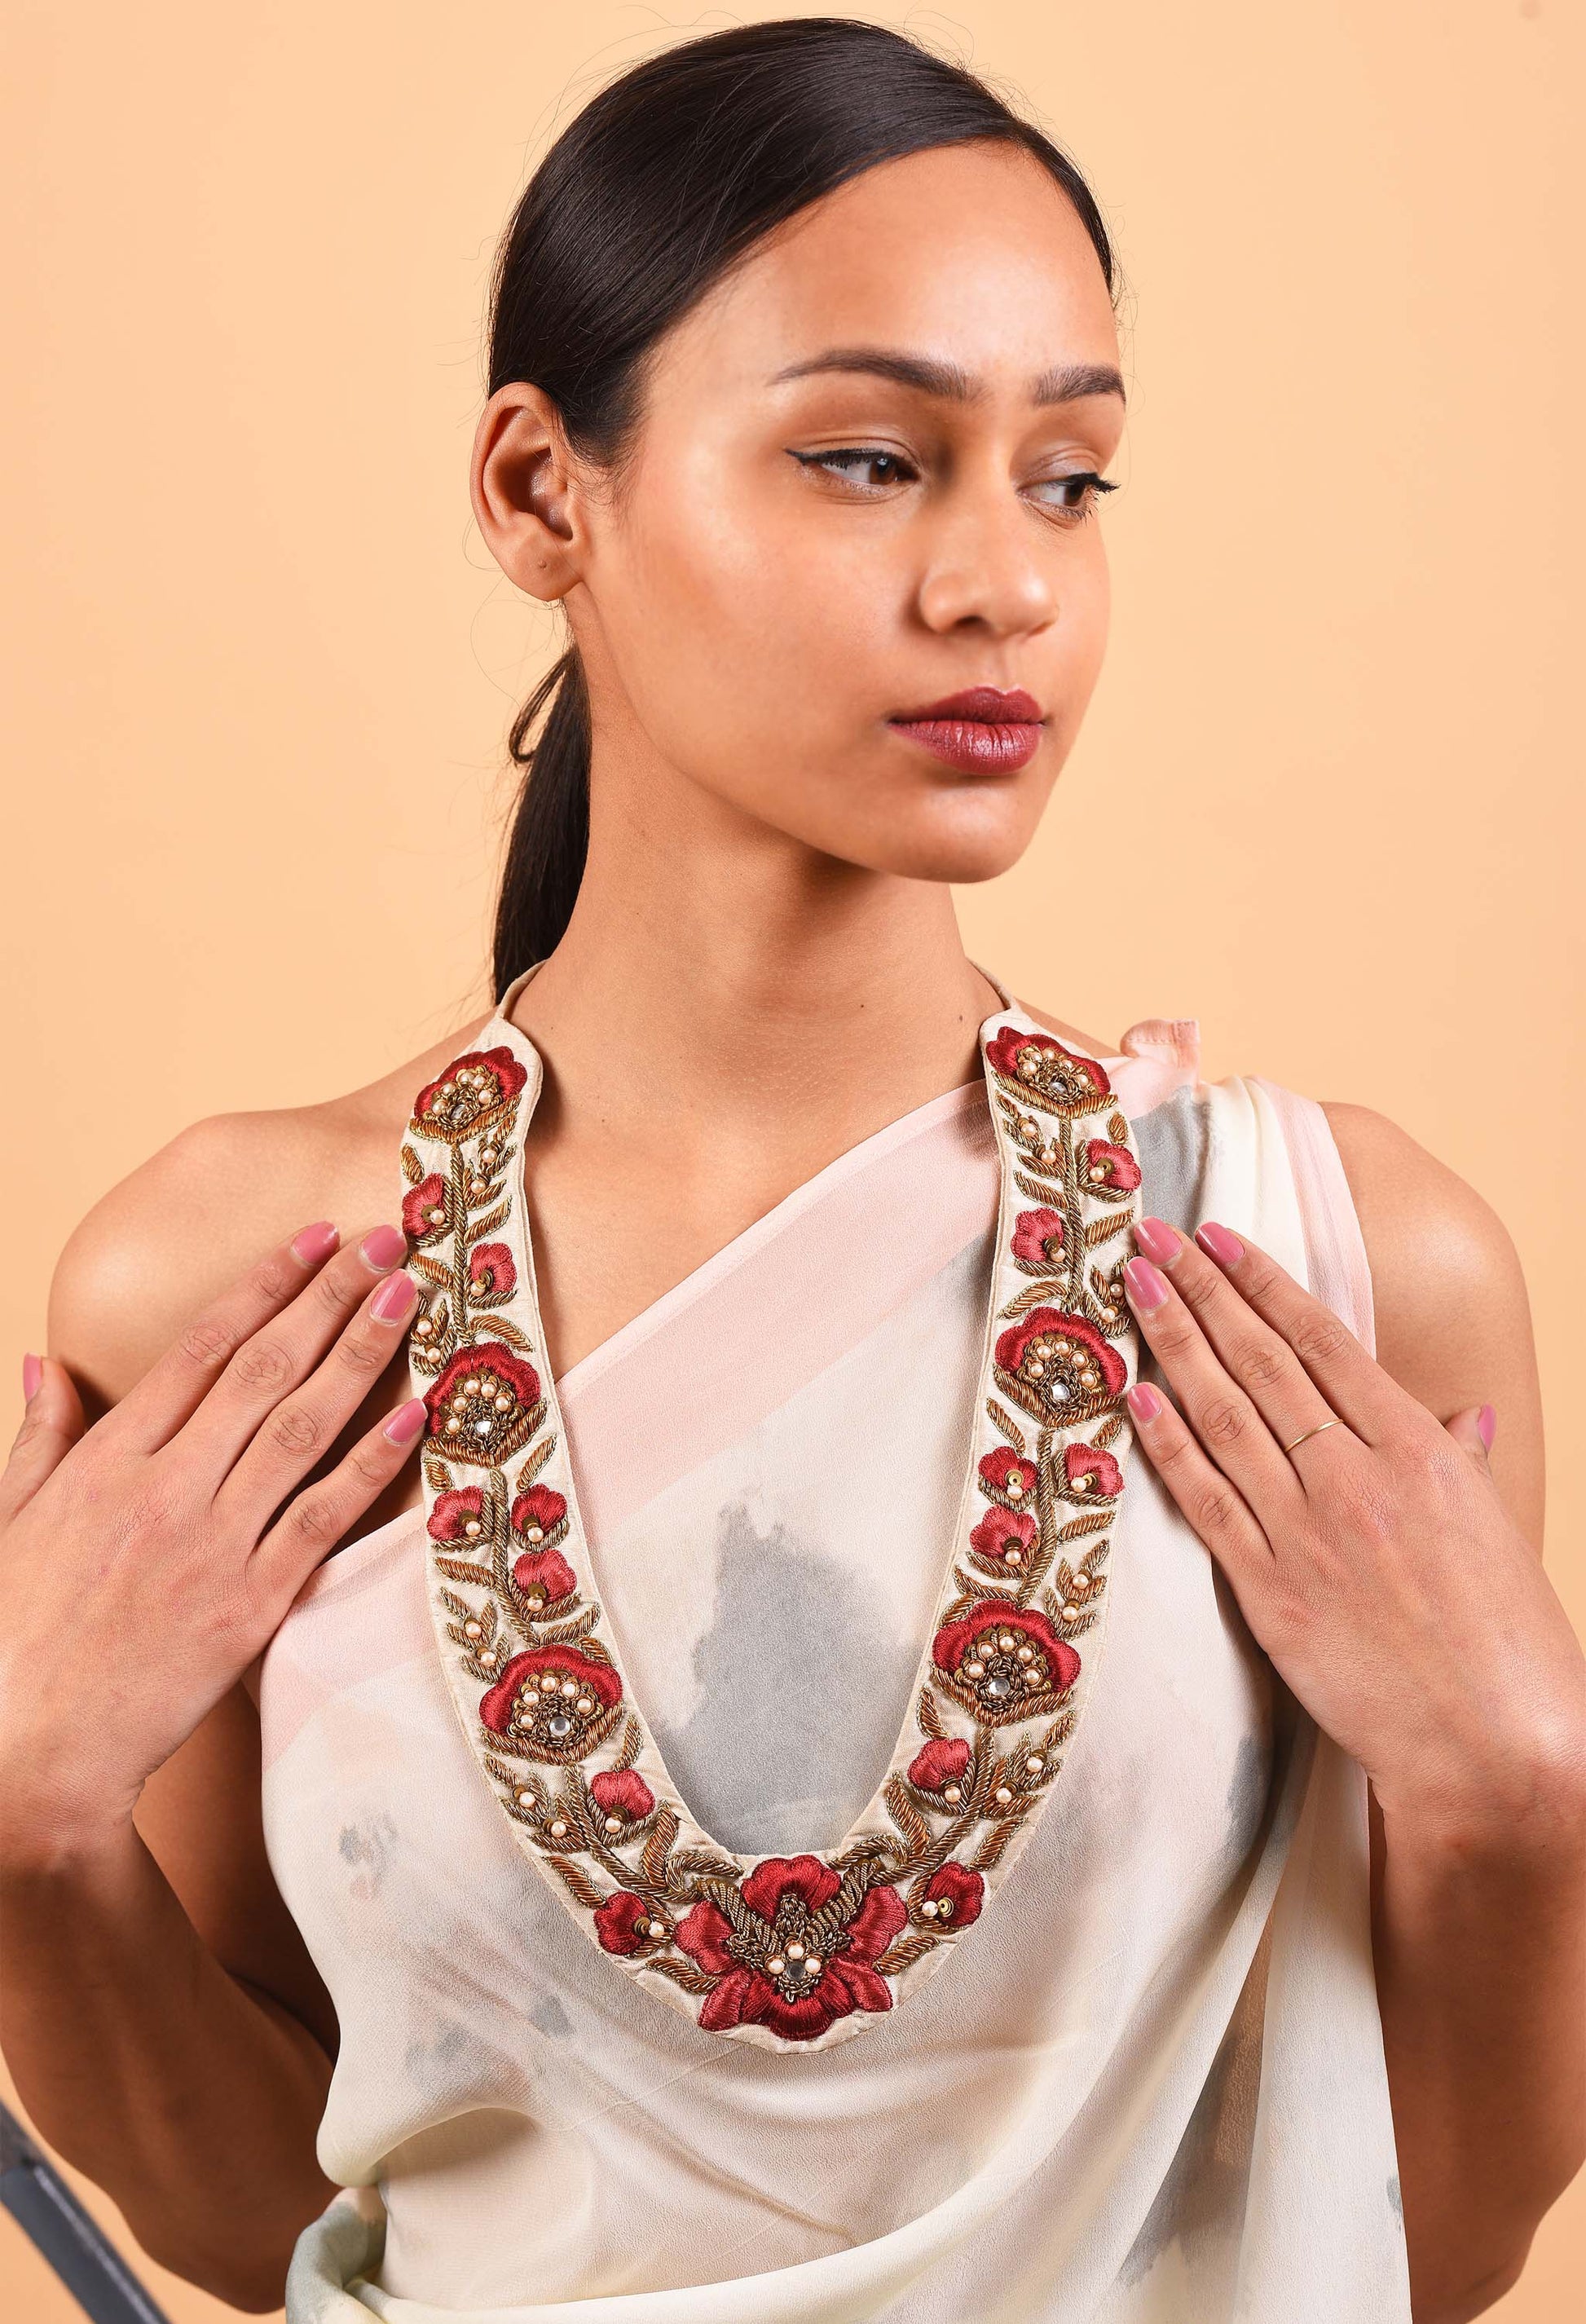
left=1117, top=1104, right=1586, bottom=2324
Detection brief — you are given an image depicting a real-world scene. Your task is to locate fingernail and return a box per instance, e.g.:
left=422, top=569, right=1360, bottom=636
left=360, top=1223, right=408, bottom=1271
left=383, top=1396, right=428, bottom=1444
left=1124, top=1255, right=1170, bottom=1311
left=1134, top=1216, right=1180, bottom=1264
left=1478, top=1403, right=1497, bottom=1450
left=370, top=1269, right=417, bottom=1323
left=22, top=1352, right=42, bottom=1401
left=1196, top=1221, right=1244, bottom=1265
left=1127, top=1381, right=1163, bottom=1422
left=291, top=1219, right=340, bottom=1266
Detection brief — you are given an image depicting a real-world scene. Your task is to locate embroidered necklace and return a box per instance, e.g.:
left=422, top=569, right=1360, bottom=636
left=401, top=964, right=1143, bottom=2052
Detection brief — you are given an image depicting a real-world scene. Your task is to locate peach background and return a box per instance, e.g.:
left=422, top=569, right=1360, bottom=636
left=2, top=4, right=1580, bottom=2317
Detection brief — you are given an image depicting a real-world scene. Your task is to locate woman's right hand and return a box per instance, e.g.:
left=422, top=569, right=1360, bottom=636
left=0, top=1219, right=425, bottom=1855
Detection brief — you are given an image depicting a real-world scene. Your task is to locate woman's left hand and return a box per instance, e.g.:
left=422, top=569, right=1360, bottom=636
left=1120, top=1216, right=1586, bottom=1840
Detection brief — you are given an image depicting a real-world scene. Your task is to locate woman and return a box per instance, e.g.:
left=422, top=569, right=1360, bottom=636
left=2, top=19, right=1582, bottom=2322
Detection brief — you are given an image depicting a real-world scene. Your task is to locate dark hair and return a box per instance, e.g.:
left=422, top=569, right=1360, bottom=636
left=487, top=16, right=1120, bottom=996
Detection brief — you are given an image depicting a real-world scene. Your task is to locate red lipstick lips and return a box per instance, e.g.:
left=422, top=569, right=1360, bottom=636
left=887, top=686, right=1045, bottom=774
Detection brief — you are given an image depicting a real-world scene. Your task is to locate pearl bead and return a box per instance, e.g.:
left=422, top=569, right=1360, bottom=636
left=575, top=1697, right=593, bottom=1714
left=425, top=1207, right=444, bottom=1225
left=943, top=1785, right=962, bottom=1804
left=1026, top=1754, right=1044, bottom=1772
left=920, top=1900, right=939, bottom=1919
left=465, top=1379, right=481, bottom=1397
left=539, top=1678, right=558, bottom=1694
left=549, top=1820, right=567, bottom=1837
left=415, top=1318, right=432, bottom=1336
left=805, top=1955, right=822, bottom=1973
left=998, top=1631, right=1015, bottom=1650
left=526, top=1593, right=544, bottom=1609
left=526, top=1525, right=544, bottom=1542
left=1024, top=1670, right=1042, bottom=1687
left=1062, top=1603, right=1078, bottom=1620
left=464, top=1520, right=482, bottom=1537
left=995, top=1786, right=1013, bottom=1804
left=516, top=1788, right=534, bottom=1807
left=481, top=1147, right=497, bottom=1166
left=463, top=1619, right=482, bottom=1638
left=966, top=1660, right=985, bottom=1678
left=478, top=1649, right=496, bottom=1668
left=1006, top=1477, right=1024, bottom=1498
left=647, top=1920, right=665, bottom=1939
left=561, top=1679, right=577, bottom=1697
left=787, top=1942, right=805, bottom=1960
left=1005, top=1549, right=1024, bottom=1568
left=767, top=1956, right=785, bottom=1976
left=604, top=1815, right=623, bottom=1833
left=445, top=1417, right=461, bottom=1435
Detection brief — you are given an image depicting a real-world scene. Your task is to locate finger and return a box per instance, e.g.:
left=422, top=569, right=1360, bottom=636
left=1122, top=1253, right=1306, bottom=1523
left=1444, top=1402, right=1498, bottom=1471
left=1184, top=1220, right=1405, bottom=1445
left=112, top=1219, right=346, bottom=1451
left=1132, top=1216, right=1341, bottom=1453
left=214, top=1267, right=421, bottom=1528
left=1123, top=1379, right=1275, bottom=1588
left=251, top=1391, right=428, bottom=1596
left=0, top=1356, right=88, bottom=1520
left=165, top=1224, right=410, bottom=1475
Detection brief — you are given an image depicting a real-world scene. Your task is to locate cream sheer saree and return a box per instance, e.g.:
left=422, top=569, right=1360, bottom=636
left=255, top=970, right=1410, bottom=2320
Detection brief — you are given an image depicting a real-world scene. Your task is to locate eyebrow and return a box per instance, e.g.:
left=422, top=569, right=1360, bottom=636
left=769, top=347, right=1126, bottom=407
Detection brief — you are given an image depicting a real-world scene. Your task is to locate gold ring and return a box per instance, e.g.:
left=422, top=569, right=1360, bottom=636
left=1282, top=1418, right=1341, bottom=1454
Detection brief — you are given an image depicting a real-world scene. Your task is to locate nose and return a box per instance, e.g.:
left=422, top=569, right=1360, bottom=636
left=914, top=482, right=1060, bottom=639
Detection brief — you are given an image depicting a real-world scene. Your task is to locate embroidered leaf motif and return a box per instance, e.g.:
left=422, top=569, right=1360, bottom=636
left=545, top=1854, right=608, bottom=1912
left=1058, top=1513, right=1111, bottom=1542
left=438, top=1587, right=474, bottom=1623
left=514, top=1437, right=556, bottom=1486
left=1093, top=1413, right=1124, bottom=1450
left=872, top=1931, right=940, bottom=1978
left=1085, top=1212, right=1130, bottom=1247
left=434, top=1554, right=493, bottom=1587
left=641, top=1807, right=680, bottom=1885
left=540, top=1607, right=601, bottom=1645
left=612, top=1715, right=644, bottom=1773
left=646, top=1957, right=720, bottom=1996
left=985, top=1400, right=1028, bottom=1453
left=411, top=1253, right=453, bottom=1288
left=971, top=1812, right=1029, bottom=1873
left=999, top=1280, right=1068, bottom=1320
left=916, top=1687, right=945, bottom=1741
left=671, top=1846, right=745, bottom=1881
left=423, top=1454, right=453, bottom=1493
left=883, top=1776, right=929, bottom=1857
left=469, top=1201, right=511, bottom=1238
left=1108, top=1110, right=1130, bottom=1145
left=400, top=1143, right=425, bottom=1187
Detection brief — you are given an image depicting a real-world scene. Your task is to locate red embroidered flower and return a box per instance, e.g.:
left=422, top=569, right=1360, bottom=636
left=590, top=1768, right=656, bottom=1826
left=410, top=1046, right=528, bottom=1144
left=1011, top=1206, right=1066, bottom=1268
left=479, top=1643, right=623, bottom=1759
left=1063, top=1443, right=1123, bottom=1498
left=969, top=1508, right=1038, bottom=1570
left=993, top=1308, right=1127, bottom=1424
left=402, top=1174, right=450, bottom=1246
left=921, top=1862, right=984, bottom=1929
left=985, top=1027, right=1111, bottom=1116
left=932, top=1599, right=1081, bottom=1721
left=675, top=1856, right=908, bottom=2043
left=511, top=1484, right=567, bottom=1542
left=1083, top=1139, right=1142, bottom=1193
left=594, top=1890, right=668, bottom=1956
left=511, top=1546, right=577, bottom=1609
left=978, top=1447, right=1039, bottom=1507
left=468, top=1241, right=517, bottom=1299
left=428, top=1486, right=487, bottom=1546
left=426, top=1342, right=544, bottom=1466
left=907, top=1738, right=971, bottom=1795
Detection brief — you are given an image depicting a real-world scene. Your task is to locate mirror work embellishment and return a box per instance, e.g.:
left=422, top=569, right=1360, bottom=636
left=403, top=1009, right=1143, bottom=2051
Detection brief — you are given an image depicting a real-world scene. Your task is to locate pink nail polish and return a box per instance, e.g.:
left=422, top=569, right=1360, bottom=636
left=291, top=1219, right=339, bottom=1266
left=1478, top=1404, right=1497, bottom=1450
left=1124, top=1255, right=1170, bottom=1311
left=370, top=1269, right=417, bottom=1322
left=1127, top=1381, right=1163, bottom=1422
left=360, top=1223, right=408, bottom=1271
left=22, top=1352, right=42, bottom=1401
left=1196, top=1221, right=1244, bottom=1266
left=383, top=1396, right=427, bottom=1444
left=1134, top=1216, right=1179, bottom=1264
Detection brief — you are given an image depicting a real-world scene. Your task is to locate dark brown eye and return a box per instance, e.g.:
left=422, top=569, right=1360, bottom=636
left=792, top=448, right=918, bottom=491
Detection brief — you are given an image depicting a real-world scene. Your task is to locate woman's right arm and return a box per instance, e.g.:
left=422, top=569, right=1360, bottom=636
left=0, top=1132, right=424, bottom=2312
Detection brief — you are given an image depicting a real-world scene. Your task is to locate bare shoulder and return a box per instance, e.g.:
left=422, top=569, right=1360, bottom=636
left=47, top=1010, right=491, bottom=1420
left=1319, top=1100, right=1543, bottom=1546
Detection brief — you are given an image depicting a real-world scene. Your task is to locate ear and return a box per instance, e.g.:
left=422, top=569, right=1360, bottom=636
left=470, top=380, right=585, bottom=604
left=1443, top=1402, right=1497, bottom=1471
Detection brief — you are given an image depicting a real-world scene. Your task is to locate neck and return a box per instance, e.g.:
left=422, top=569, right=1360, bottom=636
left=502, top=776, right=1006, bottom=1146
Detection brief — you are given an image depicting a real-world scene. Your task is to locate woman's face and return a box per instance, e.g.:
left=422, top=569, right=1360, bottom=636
left=484, top=139, right=1126, bottom=885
